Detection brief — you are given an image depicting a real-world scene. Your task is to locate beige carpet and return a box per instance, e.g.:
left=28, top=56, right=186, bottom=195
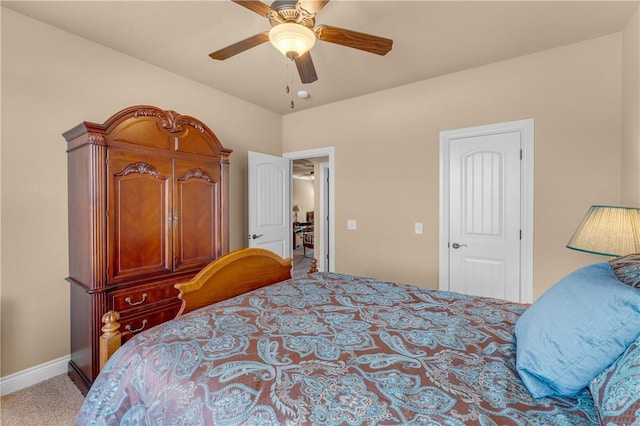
left=0, top=374, right=84, bottom=425
left=292, top=246, right=314, bottom=277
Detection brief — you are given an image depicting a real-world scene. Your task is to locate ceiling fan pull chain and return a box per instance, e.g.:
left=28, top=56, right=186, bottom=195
left=287, top=56, right=295, bottom=109
left=284, top=55, right=290, bottom=94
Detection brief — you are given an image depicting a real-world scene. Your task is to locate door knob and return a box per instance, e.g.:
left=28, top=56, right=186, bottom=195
left=451, top=242, right=468, bottom=249
left=250, top=234, right=264, bottom=240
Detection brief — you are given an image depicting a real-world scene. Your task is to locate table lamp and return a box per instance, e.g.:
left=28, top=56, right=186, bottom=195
left=566, top=205, right=640, bottom=257
left=292, top=205, right=300, bottom=223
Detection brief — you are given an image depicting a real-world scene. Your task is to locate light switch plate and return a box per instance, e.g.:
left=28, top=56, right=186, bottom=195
left=415, top=222, right=423, bottom=234
left=347, top=219, right=357, bottom=230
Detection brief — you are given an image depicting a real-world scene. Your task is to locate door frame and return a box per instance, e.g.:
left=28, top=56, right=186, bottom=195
left=284, top=147, right=335, bottom=272
left=320, top=162, right=330, bottom=271
left=439, top=119, right=534, bottom=303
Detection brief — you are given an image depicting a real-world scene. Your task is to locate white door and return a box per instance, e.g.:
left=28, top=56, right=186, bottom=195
left=248, top=151, right=291, bottom=258
left=440, top=120, right=534, bottom=303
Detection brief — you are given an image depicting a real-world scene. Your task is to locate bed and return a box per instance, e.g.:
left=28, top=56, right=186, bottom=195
left=77, top=249, right=640, bottom=425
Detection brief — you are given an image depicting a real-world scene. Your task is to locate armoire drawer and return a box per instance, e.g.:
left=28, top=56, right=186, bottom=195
left=109, top=281, right=181, bottom=313
left=120, top=302, right=182, bottom=343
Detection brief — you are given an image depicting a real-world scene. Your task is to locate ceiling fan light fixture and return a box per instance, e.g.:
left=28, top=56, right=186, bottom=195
left=269, top=23, right=316, bottom=59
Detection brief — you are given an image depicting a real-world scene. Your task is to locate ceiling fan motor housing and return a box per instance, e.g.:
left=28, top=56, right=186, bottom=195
left=266, top=1, right=317, bottom=59
left=268, top=0, right=316, bottom=28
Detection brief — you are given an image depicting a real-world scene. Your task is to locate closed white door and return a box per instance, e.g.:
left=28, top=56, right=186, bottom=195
left=248, top=151, right=291, bottom=258
left=440, top=120, right=533, bottom=303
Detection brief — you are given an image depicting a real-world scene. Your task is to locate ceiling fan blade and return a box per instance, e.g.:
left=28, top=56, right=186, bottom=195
left=294, top=51, right=318, bottom=84
left=299, top=0, right=329, bottom=14
left=209, top=32, right=270, bottom=60
left=231, top=0, right=274, bottom=17
left=315, top=24, right=393, bottom=56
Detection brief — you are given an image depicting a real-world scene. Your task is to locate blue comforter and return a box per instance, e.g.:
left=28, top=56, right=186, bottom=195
left=77, top=273, right=597, bottom=425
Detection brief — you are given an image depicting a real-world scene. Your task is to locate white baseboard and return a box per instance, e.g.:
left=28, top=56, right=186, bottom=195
left=0, top=355, right=70, bottom=396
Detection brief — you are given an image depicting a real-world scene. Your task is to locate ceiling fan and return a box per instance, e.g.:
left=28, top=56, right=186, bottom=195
left=210, top=0, right=393, bottom=84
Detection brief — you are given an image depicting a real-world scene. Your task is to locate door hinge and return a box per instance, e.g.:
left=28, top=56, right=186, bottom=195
left=520, top=149, right=523, bottom=160
left=520, top=229, right=522, bottom=240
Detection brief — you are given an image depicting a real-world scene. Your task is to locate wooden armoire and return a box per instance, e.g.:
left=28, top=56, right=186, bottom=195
left=63, top=105, right=232, bottom=394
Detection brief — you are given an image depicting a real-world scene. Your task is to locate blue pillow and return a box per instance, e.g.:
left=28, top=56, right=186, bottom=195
left=515, top=262, right=640, bottom=398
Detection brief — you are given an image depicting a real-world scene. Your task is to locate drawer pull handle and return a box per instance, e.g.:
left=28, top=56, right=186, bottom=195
left=125, top=293, right=147, bottom=306
left=125, top=319, right=148, bottom=334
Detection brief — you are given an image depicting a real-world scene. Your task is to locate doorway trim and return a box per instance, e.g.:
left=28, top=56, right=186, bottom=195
left=439, top=119, right=534, bottom=303
left=284, top=147, right=335, bottom=272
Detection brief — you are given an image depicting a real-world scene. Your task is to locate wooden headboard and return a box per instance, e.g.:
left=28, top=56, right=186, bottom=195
left=99, top=248, right=300, bottom=369
left=175, top=248, right=292, bottom=316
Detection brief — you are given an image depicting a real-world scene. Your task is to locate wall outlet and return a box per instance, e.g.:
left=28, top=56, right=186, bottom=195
left=347, top=219, right=357, bottom=230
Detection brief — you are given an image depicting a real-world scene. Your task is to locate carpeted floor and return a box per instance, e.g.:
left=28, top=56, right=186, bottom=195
left=292, top=246, right=313, bottom=277
left=0, top=374, right=83, bottom=425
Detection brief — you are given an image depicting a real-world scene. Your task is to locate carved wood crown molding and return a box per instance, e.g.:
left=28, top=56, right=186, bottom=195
left=87, top=133, right=106, bottom=145
left=179, top=168, right=213, bottom=183
left=134, top=109, right=205, bottom=134
left=116, top=162, right=166, bottom=179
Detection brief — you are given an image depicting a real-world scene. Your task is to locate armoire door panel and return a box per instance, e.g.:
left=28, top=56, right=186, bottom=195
left=108, top=151, right=173, bottom=283
left=173, top=161, right=220, bottom=272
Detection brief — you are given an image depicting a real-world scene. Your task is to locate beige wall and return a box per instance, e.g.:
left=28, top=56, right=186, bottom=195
left=0, top=8, right=282, bottom=376
left=283, top=34, right=624, bottom=297
left=292, top=178, right=315, bottom=222
left=2, top=6, right=638, bottom=380
left=622, top=6, right=640, bottom=206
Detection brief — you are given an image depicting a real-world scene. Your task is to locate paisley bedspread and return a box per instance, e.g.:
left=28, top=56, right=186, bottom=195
left=77, top=273, right=597, bottom=425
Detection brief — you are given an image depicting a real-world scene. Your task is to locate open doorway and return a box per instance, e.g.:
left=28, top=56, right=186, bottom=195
left=284, top=147, right=335, bottom=276
left=291, top=159, right=318, bottom=276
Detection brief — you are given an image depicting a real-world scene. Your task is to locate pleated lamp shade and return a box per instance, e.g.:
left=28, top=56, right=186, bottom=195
left=567, top=205, right=640, bottom=257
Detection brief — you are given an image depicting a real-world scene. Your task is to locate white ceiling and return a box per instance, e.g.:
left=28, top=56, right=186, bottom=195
left=3, top=1, right=638, bottom=115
